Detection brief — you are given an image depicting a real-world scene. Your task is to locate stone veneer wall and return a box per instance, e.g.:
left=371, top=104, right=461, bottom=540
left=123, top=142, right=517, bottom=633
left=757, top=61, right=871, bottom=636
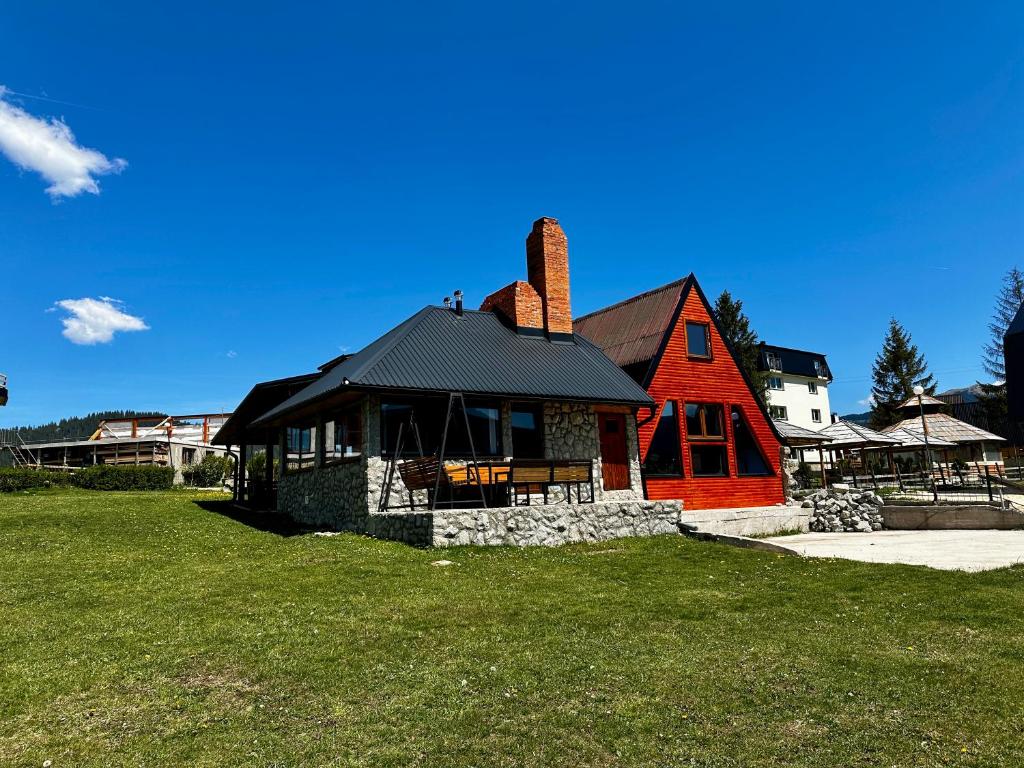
left=278, top=460, right=368, bottom=529
left=543, top=402, right=643, bottom=502
left=368, top=499, right=683, bottom=547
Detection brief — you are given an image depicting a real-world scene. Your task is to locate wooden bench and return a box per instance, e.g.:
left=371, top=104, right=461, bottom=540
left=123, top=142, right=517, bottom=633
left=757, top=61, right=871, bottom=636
left=396, top=456, right=448, bottom=510
left=508, top=459, right=595, bottom=506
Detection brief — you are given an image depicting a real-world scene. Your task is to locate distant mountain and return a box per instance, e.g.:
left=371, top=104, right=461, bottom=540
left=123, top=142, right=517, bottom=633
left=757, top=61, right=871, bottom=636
left=840, top=411, right=872, bottom=426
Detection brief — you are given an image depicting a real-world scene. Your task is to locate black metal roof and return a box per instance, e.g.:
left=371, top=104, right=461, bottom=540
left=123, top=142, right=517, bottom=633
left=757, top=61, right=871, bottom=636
left=212, top=372, right=322, bottom=444
left=251, top=307, right=654, bottom=425
left=758, top=343, right=832, bottom=381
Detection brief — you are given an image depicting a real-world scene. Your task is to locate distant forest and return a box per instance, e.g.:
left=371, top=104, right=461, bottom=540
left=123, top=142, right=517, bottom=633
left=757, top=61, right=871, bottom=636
left=4, top=411, right=167, bottom=443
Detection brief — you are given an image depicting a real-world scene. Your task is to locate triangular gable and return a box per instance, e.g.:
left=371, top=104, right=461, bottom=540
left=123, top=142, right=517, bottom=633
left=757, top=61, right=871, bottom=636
left=643, top=276, right=784, bottom=444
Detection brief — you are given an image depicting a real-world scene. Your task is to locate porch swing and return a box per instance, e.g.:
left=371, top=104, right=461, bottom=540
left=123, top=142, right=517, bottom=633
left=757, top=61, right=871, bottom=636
left=377, top=392, right=488, bottom=512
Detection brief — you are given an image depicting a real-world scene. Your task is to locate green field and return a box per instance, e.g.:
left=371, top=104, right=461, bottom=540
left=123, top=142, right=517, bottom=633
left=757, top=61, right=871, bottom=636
left=2, top=490, right=1023, bottom=767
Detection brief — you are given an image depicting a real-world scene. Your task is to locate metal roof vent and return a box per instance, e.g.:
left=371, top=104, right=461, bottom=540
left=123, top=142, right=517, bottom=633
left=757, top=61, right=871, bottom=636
left=454, top=290, right=464, bottom=316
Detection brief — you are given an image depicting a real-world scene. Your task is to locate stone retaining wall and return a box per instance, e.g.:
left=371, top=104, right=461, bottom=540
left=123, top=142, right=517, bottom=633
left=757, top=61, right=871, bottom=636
left=883, top=504, right=1024, bottom=530
left=682, top=505, right=811, bottom=537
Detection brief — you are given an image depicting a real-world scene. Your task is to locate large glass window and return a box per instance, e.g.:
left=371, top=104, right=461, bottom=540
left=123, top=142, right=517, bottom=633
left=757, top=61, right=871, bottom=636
left=769, top=405, right=788, bottom=420
left=691, top=444, right=728, bottom=477
left=730, top=406, right=771, bottom=476
left=285, top=425, right=315, bottom=472
left=381, top=398, right=502, bottom=458
left=645, top=401, right=682, bottom=476
left=685, top=403, right=725, bottom=439
left=685, top=322, right=711, bottom=358
left=511, top=404, right=544, bottom=458
left=324, top=406, right=363, bottom=463
left=768, top=376, right=784, bottom=390
left=685, top=402, right=728, bottom=477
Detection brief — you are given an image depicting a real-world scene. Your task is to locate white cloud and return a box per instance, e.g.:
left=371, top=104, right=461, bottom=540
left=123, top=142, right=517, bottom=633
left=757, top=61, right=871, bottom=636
left=857, top=394, right=876, bottom=408
left=0, top=85, right=126, bottom=199
left=226, top=350, right=238, bottom=359
left=54, top=297, right=148, bottom=345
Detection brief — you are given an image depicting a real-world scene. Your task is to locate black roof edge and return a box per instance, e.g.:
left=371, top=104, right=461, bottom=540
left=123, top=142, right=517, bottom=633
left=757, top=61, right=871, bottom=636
left=211, top=371, right=322, bottom=444
left=758, top=341, right=830, bottom=359
left=251, top=383, right=652, bottom=428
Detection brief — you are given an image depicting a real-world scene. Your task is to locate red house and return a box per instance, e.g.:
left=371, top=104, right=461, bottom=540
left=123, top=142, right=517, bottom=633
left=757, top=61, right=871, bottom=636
left=574, top=275, right=785, bottom=509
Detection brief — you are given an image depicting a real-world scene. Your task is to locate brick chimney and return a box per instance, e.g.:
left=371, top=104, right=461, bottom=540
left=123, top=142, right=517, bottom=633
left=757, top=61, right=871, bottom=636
left=526, top=217, right=572, bottom=336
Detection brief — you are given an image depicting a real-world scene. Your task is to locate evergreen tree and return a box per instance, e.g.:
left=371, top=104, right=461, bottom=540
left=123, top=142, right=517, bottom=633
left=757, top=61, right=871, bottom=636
left=977, top=268, right=1024, bottom=429
left=870, top=318, right=936, bottom=429
left=983, top=266, right=1024, bottom=381
left=714, top=290, right=769, bottom=404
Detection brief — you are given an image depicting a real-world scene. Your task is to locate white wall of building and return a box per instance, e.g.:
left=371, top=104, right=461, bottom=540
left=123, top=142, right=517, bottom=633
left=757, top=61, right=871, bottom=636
left=766, top=373, right=832, bottom=432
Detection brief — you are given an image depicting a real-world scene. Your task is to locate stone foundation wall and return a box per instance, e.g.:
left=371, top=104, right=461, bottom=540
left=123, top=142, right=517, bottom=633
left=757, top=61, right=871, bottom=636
left=278, top=460, right=369, bottom=529
left=369, top=499, right=683, bottom=547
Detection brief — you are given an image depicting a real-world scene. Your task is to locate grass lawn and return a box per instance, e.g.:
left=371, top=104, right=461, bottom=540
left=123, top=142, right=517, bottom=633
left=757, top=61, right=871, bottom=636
left=2, top=491, right=1024, bottom=767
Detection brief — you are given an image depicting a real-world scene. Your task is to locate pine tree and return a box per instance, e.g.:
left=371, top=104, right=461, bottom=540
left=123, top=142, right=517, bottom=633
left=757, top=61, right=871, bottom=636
left=983, top=267, right=1024, bottom=381
left=714, top=290, right=769, bottom=404
left=870, top=318, right=936, bottom=429
left=976, top=268, right=1024, bottom=430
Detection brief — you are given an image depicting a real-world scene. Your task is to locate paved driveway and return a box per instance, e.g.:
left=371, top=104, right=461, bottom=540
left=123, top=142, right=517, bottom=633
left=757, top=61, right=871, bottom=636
left=765, top=530, right=1024, bottom=572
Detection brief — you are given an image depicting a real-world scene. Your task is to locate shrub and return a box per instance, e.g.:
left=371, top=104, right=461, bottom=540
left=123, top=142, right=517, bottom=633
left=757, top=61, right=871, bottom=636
left=245, top=451, right=277, bottom=480
left=72, top=465, right=174, bottom=491
left=182, top=454, right=233, bottom=488
left=0, top=468, right=72, bottom=492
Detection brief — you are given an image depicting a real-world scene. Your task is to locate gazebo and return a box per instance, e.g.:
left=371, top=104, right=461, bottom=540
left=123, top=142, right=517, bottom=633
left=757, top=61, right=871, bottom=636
left=885, top=394, right=1006, bottom=468
left=815, top=419, right=900, bottom=481
left=870, top=427, right=956, bottom=476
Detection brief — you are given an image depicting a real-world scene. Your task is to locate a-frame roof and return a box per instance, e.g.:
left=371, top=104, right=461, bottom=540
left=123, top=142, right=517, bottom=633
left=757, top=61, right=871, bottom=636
left=573, top=278, right=688, bottom=368
left=252, top=306, right=654, bottom=426
left=573, top=274, right=784, bottom=444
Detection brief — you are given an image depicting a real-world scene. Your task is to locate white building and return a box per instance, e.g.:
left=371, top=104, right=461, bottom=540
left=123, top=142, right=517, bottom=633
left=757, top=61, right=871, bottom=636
left=758, top=343, right=833, bottom=436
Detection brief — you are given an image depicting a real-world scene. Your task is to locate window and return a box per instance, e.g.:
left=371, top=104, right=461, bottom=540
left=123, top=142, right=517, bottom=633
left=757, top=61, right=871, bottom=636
left=685, top=402, right=728, bottom=476
left=285, top=425, right=316, bottom=471
left=381, top=399, right=502, bottom=457
left=813, top=359, right=826, bottom=378
left=691, top=444, right=729, bottom=477
left=460, top=405, right=502, bottom=456
left=766, top=352, right=783, bottom=371
left=645, top=401, right=682, bottom=476
left=181, top=447, right=196, bottom=466
left=807, top=381, right=818, bottom=395
left=324, top=406, right=363, bottom=463
left=768, top=376, right=784, bottom=390
left=731, top=406, right=771, bottom=476
left=511, top=404, right=544, bottom=459
left=685, top=322, right=711, bottom=358
left=811, top=408, right=822, bottom=423
left=685, top=403, right=725, bottom=439
left=769, top=405, right=788, bottom=420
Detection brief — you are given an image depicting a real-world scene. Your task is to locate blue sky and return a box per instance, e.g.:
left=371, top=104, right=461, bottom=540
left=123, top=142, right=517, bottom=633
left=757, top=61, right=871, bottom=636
left=3, top=2, right=1024, bottom=427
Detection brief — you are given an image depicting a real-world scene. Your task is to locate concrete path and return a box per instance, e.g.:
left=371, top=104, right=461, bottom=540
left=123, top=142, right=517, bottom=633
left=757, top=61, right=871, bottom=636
left=765, top=529, right=1024, bottom=572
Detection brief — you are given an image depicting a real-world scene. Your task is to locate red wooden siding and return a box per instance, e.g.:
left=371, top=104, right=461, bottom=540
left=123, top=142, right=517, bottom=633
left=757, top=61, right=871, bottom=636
left=637, top=289, right=784, bottom=509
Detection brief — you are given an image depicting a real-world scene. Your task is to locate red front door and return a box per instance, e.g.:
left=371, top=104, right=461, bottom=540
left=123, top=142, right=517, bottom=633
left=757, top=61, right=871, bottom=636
left=598, top=413, right=630, bottom=491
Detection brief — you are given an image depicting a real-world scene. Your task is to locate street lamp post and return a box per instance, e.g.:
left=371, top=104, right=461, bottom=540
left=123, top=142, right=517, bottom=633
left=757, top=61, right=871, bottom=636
left=914, top=384, right=938, bottom=503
